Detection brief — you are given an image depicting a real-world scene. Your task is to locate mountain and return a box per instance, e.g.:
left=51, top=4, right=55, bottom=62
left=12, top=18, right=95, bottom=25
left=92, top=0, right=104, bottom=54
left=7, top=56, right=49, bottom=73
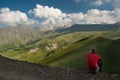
left=0, top=55, right=119, bottom=80
left=0, top=24, right=120, bottom=74
left=0, top=25, right=41, bottom=51
left=56, top=24, right=120, bottom=33
left=0, top=24, right=119, bottom=51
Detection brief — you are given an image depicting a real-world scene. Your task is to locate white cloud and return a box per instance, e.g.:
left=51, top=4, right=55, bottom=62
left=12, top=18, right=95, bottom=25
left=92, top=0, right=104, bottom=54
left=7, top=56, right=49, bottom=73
left=68, top=9, right=120, bottom=24
left=85, top=9, right=116, bottom=24
left=1, top=4, right=120, bottom=30
left=102, top=0, right=120, bottom=8
left=90, top=0, right=103, bottom=7
left=0, top=8, right=28, bottom=26
left=29, top=4, right=66, bottom=19
left=28, top=4, right=120, bottom=30
left=0, top=8, right=38, bottom=27
left=66, top=9, right=120, bottom=25
left=29, top=4, right=70, bottom=29
left=90, top=0, right=120, bottom=9
left=68, top=12, right=85, bottom=24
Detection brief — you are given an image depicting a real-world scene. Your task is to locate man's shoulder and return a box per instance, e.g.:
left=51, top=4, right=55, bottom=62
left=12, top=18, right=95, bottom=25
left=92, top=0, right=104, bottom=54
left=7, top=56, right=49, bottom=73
left=87, top=53, right=100, bottom=57
left=87, top=53, right=94, bottom=56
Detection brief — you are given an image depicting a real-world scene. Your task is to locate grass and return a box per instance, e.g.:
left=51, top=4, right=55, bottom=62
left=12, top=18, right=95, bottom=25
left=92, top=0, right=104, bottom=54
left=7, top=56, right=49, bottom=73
left=103, top=29, right=120, bottom=39
left=39, top=36, right=120, bottom=73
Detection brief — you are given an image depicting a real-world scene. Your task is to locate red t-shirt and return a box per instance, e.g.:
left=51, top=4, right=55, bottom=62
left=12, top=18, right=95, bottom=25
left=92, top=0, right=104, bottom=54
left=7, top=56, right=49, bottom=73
left=86, top=53, right=102, bottom=70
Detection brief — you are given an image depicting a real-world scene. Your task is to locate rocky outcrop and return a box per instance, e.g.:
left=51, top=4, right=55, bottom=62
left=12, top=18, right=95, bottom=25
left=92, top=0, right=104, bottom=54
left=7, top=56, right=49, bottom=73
left=46, top=42, right=58, bottom=51
left=28, top=47, right=39, bottom=54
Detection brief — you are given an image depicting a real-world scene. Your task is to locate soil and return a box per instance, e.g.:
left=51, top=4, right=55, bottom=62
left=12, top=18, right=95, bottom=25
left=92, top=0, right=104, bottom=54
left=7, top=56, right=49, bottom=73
left=0, top=55, right=120, bottom=80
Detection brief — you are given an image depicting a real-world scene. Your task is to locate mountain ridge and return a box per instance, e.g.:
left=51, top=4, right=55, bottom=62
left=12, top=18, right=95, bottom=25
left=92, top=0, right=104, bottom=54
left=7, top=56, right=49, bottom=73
left=55, top=24, right=120, bottom=33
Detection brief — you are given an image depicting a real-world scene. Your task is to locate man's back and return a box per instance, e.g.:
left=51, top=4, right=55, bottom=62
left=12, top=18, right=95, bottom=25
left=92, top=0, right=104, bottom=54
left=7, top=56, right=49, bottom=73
left=87, top=53, right=102, bottom=71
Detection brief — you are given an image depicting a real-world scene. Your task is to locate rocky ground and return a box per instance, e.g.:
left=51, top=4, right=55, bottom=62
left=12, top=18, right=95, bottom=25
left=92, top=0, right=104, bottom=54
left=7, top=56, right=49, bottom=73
left=0, top=55, right=120, bottom=80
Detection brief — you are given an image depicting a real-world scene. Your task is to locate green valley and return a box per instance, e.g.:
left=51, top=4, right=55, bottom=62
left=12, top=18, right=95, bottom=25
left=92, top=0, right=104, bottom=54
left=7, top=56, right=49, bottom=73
left=0, top=24, right=120, bottom=74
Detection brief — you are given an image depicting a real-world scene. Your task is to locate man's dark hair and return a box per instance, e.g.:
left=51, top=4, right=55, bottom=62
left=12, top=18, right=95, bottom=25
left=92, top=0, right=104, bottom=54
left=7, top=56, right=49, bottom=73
left=90, top=48, right=95, bottom=53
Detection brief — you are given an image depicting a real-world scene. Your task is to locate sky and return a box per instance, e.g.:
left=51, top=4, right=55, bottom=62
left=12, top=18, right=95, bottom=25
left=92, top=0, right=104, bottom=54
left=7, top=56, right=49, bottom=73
left=0, top=0, right=120, bottom=29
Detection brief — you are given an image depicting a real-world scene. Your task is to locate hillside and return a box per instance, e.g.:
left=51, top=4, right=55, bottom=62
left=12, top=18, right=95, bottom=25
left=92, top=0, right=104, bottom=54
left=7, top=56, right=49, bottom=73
left=0, top=24, right=120, bottom=74
left=0, top=55, right=120, bottom=80
left=40, top=36, right=120, bottom=73
left=102, top=28, right=120, bottom=39
left=0, top=31, right=104, bottom=61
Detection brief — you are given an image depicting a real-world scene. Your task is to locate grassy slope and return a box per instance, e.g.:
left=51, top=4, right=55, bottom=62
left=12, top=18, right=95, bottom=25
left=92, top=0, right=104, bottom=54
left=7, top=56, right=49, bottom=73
left=39, top=36, right=120, bottom=73
left=103, top=29, right=120, bottom=39
left=0, top=31, right=103, bottom=60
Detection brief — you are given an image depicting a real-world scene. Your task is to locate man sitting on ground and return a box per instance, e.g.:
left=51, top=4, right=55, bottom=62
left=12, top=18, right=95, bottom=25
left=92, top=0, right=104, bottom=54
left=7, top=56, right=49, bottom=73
left=86, top=48, right=102, bottom=74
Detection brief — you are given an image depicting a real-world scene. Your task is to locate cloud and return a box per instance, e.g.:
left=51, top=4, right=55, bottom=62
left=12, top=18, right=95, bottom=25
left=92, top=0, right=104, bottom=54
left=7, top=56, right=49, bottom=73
left=90, top=0, right=103, bottom=7
left=85, top=9, right=116, bottom=24
left=0, top=8, right=28, bottom=26
left=29, top=4, right=70, bottom=29
left=69, top=9, right=120, bottom=24
left=29, top=4, right=66, bottom=19
left=112, top=0, right=120, bottom=9
left=1, top=4, right=120, bottom=30
left=28, top=4, right=120, bottom=30
left=90, top=0, right=120, bottom=9
left=74, top=0, right=81, bottom=3
left=68, top=9, right=120, bottom=24
left=0, top=7, right=37, bottom=26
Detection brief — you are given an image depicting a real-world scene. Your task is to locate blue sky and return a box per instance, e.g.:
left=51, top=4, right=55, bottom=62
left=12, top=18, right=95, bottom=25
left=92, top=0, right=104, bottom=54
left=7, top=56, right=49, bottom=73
left=0, top=0, right=120, bottom=29
left=0, top=0, right=114, bottom=13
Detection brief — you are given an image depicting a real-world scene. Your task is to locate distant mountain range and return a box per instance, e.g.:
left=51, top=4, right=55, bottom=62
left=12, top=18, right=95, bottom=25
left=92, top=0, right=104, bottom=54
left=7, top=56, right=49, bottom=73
left=0, top=24, right=120, bottom=51
left=0, top=25, right=41, bottom=51
left=56, top=24, right=120, bottom=33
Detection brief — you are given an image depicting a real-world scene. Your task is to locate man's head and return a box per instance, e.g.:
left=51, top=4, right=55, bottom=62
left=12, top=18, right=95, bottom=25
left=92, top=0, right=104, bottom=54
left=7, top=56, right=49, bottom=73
left=90, top=48, right=95, bottom=53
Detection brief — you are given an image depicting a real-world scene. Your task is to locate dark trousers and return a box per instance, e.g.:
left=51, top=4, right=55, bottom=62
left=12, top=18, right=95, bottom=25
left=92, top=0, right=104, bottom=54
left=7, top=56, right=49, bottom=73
left=98, top=59, right=102, bottom=72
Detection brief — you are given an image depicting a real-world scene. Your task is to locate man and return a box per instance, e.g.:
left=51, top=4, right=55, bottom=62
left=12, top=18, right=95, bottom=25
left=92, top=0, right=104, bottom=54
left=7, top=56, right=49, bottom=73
left=86, top=48, right=102, bottom=74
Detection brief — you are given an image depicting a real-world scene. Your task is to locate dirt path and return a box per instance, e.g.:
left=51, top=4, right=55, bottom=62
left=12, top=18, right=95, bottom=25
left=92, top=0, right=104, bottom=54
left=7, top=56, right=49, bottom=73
left=0, top=55, right=120, bottom=80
